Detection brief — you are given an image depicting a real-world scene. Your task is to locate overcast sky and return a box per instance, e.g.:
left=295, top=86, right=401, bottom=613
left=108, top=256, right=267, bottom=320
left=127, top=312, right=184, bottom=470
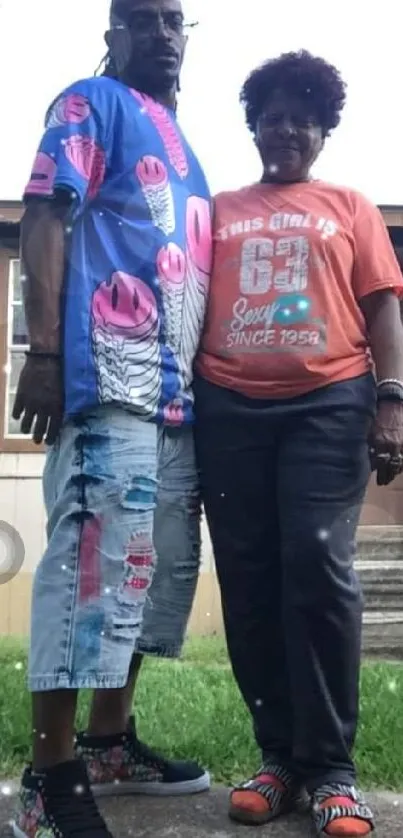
left=0, top=0, right=401, bottom=204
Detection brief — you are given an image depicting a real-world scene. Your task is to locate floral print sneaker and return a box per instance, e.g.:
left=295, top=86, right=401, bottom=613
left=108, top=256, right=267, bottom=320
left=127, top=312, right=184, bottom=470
left=75, top=715, right=210, bottom=797
left=10, top=760, right=114, bottom=838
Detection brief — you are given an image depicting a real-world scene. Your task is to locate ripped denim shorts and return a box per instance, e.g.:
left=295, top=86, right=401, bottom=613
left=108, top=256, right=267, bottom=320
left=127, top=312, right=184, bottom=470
left=29, top=405, right=200, bottom=691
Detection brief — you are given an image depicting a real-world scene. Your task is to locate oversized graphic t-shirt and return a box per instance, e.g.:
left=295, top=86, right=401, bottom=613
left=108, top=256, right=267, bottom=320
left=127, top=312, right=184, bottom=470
left=24, top=76, right=212, bottom=424
left=196, top=181, right=403, bottom=398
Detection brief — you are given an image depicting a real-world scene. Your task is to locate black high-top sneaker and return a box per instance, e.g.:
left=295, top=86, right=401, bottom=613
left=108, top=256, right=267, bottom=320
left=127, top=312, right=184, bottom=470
left=11, top=759, right=114, bottom=837
left=75, top=715, right=210, bottom=797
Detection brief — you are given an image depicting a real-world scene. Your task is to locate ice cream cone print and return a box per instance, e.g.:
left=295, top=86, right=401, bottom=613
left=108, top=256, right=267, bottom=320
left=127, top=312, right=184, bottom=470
left=64, top=135, right=106, bottom=199
left=46, top=94, right=91, bottom=128
left=136, top=155, right=175, bottom=235
left=178, top=196, right=212, bottom=385
left=186, top=196, right=213, bottom=295
left=157, top=242, right=186, bottom=352
left=91, top=272, right=162, bottom=415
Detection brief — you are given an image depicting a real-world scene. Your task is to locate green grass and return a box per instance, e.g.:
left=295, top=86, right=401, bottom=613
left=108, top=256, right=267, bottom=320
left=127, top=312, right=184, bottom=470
left=0, top=636, right=402, bottom=789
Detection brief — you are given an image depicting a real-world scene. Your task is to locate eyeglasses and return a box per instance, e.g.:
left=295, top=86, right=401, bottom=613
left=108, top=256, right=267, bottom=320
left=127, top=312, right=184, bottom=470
left=119, top=10, right=199, bottom=35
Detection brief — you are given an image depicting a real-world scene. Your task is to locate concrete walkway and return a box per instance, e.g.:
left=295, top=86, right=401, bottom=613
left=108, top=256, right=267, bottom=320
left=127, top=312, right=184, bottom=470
left=1, top=788, right=402, bottom=837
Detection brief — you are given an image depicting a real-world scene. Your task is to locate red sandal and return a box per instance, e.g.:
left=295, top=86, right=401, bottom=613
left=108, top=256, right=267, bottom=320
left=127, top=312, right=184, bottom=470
left=312, top=784, right=375, bottom=837
left=229, top=762, right=309, bottom=825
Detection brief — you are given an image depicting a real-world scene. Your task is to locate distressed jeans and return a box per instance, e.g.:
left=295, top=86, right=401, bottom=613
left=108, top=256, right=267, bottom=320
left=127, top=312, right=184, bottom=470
left=29, top=406, right=200, bottom=691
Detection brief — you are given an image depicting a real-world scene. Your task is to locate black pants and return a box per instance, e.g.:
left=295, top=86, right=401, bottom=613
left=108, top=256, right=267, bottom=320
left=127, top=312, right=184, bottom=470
left=194, top=373, right=376, bottom=792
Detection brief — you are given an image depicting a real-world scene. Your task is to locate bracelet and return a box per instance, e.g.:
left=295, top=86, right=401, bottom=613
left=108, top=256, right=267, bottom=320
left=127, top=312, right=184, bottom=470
left=377, top=380, right=403, bottom=403
left=377, top=391, right=403, bottom=404
left=25, top=350, right=61, bottom=359
left=377, top=378, right=403, bottom=392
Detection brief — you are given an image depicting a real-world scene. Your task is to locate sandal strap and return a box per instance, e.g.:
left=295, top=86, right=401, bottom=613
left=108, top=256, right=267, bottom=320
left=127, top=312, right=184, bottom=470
left=313, top=784, right=374, bottom=834
left=234, top=762, right=296, bottom=810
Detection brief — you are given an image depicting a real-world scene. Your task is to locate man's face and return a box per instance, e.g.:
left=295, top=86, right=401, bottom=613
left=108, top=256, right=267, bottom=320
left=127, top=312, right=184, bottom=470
left=108, top=0, right=186, bottom=94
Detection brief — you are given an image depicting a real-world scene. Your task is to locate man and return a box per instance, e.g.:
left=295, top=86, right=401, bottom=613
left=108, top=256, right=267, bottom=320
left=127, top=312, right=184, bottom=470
left=11, top=1, right=212, bottom=836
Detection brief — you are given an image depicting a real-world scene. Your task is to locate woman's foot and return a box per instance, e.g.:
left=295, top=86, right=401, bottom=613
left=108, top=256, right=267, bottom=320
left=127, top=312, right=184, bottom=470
left=229, top=762, right=309, bottom=825
left=312, top=784, right=375, bottom=836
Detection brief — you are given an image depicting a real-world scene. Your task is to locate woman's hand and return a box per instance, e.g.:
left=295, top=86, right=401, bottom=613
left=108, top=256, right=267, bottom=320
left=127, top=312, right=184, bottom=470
left=369, top=400, right=403, bottom=485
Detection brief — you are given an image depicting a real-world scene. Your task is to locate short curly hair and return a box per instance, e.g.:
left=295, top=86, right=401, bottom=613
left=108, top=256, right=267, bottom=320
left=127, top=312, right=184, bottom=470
left=240, top=49, right=347, bottom=138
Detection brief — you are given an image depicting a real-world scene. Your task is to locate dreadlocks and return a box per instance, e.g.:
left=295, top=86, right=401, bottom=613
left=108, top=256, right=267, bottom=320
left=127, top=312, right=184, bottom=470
left=93, top=51, right=114, bottom=77
left=93, top=0, right=127, bottom=77
left=102, top=53, right=118, bottom=78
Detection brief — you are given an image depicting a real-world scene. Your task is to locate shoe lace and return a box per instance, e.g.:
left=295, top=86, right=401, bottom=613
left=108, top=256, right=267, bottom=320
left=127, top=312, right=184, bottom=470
left=42, top=783, right=112, bottom=837
left=126, top=732, right=167, bottom=771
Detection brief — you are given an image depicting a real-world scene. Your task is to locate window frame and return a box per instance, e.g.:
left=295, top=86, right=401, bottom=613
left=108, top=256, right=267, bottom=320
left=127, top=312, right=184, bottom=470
left=0, top=249, right=44, bottom=453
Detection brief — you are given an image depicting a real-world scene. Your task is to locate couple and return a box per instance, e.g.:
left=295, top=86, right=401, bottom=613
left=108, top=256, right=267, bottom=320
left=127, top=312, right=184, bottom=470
left=12, top=0, right=403, bottom=837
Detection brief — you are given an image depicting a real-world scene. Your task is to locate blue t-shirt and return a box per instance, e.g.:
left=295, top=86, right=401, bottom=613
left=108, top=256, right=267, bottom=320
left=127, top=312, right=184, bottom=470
left=23, top=77, right=212, bottom=424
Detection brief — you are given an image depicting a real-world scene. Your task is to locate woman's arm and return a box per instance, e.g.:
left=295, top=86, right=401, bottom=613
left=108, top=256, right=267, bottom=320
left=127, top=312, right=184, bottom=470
left=360, top=289, right=403, bottom=484
left=360, top=290, right=403, bottom=382
left=352, top=195, right=403, bottom=485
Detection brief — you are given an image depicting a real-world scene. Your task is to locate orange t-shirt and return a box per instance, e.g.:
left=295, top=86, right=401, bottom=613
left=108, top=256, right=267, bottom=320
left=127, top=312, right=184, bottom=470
left=196, top=180, right=403, bottom=399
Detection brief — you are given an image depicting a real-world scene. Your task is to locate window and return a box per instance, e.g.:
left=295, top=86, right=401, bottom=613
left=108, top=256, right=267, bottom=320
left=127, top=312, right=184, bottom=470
left=0, top=254, right=40, bottom=452
left=4, top=259, right=29, bottom=437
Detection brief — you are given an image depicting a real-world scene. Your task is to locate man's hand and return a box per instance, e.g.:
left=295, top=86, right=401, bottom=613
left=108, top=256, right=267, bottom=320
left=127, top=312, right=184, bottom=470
left=369, top=400, right=403, bottom=485
left=12, top=355, right=64, bottom=445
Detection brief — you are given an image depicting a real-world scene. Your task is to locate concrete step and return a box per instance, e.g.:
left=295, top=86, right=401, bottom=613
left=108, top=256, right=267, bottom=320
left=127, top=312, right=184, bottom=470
left=358, top=526, right=403, bottom=541
left=354, top=530, right=403, bottom=657
left=362, top=615, right=403, bottom=659
left=357, top=560, right=403, bottom=610
left=362, top=611, right=403, bottom=659
left=356, top=526, right=403, bottom=561
left=357, top=544, right=403, bottom=561
left=363, top=600, right=403, bottom=612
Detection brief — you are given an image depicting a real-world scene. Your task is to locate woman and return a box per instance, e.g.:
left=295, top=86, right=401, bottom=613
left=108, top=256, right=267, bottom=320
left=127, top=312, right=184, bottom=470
left=195, top=50, right=403, bottom=838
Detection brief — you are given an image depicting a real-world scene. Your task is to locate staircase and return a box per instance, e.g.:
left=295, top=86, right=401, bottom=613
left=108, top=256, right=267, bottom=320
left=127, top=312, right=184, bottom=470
left=357, top=526, right=403, bottom=659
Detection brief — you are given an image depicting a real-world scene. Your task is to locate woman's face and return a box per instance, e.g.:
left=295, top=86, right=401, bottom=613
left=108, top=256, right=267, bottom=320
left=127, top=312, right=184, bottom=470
left=255, top=89, right=324, bottom=183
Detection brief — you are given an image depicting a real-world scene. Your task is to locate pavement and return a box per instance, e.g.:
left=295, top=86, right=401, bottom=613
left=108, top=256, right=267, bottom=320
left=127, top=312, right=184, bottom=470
left=0, top=787, right=402, bottom=837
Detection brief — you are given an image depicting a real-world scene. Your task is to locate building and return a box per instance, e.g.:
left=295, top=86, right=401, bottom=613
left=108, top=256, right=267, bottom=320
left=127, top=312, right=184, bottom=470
left=0, top=200, right=403, bottom=639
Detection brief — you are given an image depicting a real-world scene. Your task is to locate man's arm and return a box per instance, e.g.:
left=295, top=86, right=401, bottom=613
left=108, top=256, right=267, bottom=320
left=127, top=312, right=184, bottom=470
left=13, top=79, right=110, bottom=444
left=21, top=195, right=72, bottom=355
left=13, top=196, right=72, bottom=443
left=21, top=80, right=110, bottom=355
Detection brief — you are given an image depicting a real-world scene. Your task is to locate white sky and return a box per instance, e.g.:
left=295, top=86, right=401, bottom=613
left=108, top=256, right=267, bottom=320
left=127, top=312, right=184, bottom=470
left=0, top=0, right=401, bottom=204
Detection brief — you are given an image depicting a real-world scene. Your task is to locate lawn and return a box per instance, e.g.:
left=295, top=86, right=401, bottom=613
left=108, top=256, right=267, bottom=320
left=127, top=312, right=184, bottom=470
left=0, top=636, right=402, bottom=789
